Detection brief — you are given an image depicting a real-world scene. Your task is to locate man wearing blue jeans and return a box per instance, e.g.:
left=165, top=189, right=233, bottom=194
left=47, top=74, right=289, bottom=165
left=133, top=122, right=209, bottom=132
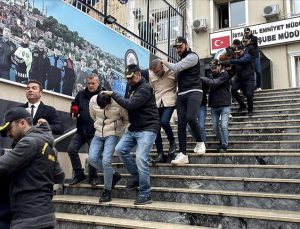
left=88, top=93, right=128, bottom=202
left=104, top=64, right=159, bottom=205
left=201, top=59, right=231, bottom=152
left=149, top=59, right=177, bottom=163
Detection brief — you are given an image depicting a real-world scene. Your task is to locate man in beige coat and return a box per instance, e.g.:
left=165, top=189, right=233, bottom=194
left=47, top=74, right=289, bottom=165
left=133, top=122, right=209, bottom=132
left=149, top=59, right=177, bottom=163
left=88, top=92, right=128, bottom=202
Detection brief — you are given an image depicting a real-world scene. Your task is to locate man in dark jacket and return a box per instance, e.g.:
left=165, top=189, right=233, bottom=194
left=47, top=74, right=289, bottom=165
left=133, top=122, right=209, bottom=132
left=67, top=73, right=101, bottom=186
left=201, top=59, right=231, bottom=152
left=227, top=45, right=255, bottom=116
left=0, top=107, right=65, bottom=229
left=104, top=64, right=159, bottom=205
left=20, top=80, right=64, bottom=135
left=29, top=36, right=50, bottom=88
left=244, top=27, right=262, bottom=90
left=0, top=26, right=16, bottom=80
left=161, top=36, right=205, bottom=165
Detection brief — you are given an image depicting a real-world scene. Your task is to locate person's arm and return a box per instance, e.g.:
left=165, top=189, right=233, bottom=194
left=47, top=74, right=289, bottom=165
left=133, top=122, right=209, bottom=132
left=89, top=97, right=96, bottom=121
left=161, top=53, right=198, bottom=73
left=45, top=106, right=64, bottom=135
left=230, top=53, right=252, bottom=65
left=0, top=138, right=37, bottom=175
left=111, top=86, right=152, bottom=110
left=200, top=72, right=229, bottom=87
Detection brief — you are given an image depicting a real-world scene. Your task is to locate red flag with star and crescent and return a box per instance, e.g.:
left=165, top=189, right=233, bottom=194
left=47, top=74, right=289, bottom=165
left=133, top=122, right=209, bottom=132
left=211, top=36, right=231, bottom=50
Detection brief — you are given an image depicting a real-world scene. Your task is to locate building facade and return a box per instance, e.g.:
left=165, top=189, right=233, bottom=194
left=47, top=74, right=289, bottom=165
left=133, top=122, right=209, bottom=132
left=190, top=0, right=300, bottom=89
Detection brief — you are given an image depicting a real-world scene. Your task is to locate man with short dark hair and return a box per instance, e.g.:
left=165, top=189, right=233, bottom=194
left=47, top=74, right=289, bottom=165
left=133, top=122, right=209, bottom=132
left=103, top=64, right=159, bottom=205
left=0, top=26, right=16, bottom=80
left=0, top=107, right=65, bottom=229
left=243, top=27, right=262, bottom=91
left=11, top=31, right=32, bottom=84
left=29, top=36, right=50, bottom=88
left=19, top=80, right=64, bottom=135
left=161, top=36, right=206, bottom=165
left=47, top=46, right=64, bottom=93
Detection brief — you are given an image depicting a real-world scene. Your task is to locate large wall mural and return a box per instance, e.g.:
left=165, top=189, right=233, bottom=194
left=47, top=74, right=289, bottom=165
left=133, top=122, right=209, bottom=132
left=0, top=0, right=150, bottom=97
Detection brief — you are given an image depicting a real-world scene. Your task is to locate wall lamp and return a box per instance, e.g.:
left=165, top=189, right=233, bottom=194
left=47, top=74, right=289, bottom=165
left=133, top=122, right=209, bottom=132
left=104, top=15, right=117, bottom=24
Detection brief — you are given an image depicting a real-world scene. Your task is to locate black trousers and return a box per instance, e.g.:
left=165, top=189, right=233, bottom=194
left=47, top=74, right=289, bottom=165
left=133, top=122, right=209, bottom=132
left=176, top=91, right=202, bottom=154
left=67, top=133, right=97, bottom=177
left=232, top=77, right=255, bottom=112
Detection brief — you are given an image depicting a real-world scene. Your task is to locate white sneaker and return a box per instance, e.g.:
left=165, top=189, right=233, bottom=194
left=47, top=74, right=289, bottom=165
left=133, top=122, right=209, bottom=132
left=194, top=142, right=206, bottom=154
left=256, top=87, right=262, bottom=91
left=171, top=152, right=189, bottom=164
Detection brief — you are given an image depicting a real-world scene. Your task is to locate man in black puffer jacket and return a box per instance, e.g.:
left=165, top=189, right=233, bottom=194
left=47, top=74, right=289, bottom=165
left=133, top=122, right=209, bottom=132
left=67, top=73, right=102, bottom=186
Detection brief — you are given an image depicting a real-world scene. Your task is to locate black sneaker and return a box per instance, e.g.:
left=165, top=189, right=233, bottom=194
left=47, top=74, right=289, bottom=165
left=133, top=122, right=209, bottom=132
left=88, top=176, right=99, bottom=187
left=219, top=145, right=228, bottom=153
left=112, top=172, right=122, bottom=189
left=168, top=140, right=176, bottom=155
left=126, top=180, right=139, bottom=190
left=69, top=173, right=87, bottom=186
left=248, top=111, right=253, bottom=117
left=99, top=189, right=112, bottom=202
left=134, top=195, right=152, bottom=205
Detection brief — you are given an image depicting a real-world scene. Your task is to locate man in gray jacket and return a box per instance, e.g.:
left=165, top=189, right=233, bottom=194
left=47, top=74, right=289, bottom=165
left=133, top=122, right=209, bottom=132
left=0, top=107, right=64, bottom=229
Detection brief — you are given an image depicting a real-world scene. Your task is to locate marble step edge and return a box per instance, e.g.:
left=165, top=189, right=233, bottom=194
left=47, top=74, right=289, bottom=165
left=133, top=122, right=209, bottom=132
left=172, top=125, right=300, bottom=131
left=235, top=98, right=300, bottom=104
left=136, top=152, right=300, bottom=157
left=54, top=195, right=300, bottom=224
left=94, top=173, right=300, bottom=184
left=172, top=118, right=300, bottom=126
left=230, top=102, right=300, bottom=109
left=163, top=133, right=300, bottom=138
left=175, top=149, right=300, bottom=152
left=55, top=212, right=210, bottom=229
left=164, top=140, right=300, bottom=144
left=112, top=163, right=300, bottom=169
left=61, top=184, right=300, bottom=200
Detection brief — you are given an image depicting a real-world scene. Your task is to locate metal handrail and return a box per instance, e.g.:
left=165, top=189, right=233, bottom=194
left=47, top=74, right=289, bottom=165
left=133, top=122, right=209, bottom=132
left=54, top=128, right=77, bottom=144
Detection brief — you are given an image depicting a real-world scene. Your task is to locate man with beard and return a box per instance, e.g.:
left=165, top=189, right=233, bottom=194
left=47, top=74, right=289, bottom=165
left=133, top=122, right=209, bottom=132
left=0, top=26, right=16, bottom=80
left=161, top=37, right=205, bottom=165
left=29, top=36, right=50, bottom=88
left=11, top=31, right=32, bottom=84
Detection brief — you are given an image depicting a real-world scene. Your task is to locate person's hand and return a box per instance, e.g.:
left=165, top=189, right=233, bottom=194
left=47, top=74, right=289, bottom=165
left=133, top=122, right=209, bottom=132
left=37, top=118, right=48, bottom=125
left=101, top=91, right=113, bottom=95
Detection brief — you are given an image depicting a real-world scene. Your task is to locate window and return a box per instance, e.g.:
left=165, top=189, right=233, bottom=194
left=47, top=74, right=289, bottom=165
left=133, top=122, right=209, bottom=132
left=289, top=52, right=300, bottom=87
left=292, top=0, right=300, bottom=14
left=295, top=56, right=300, bottom=86
left=157, top=17, right=181, bottom=42
left=217, top=0, right=245, bottom=29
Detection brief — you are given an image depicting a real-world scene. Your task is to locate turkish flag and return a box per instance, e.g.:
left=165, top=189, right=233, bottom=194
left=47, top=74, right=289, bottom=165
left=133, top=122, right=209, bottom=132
left=211, top=36, right=231, bottom=50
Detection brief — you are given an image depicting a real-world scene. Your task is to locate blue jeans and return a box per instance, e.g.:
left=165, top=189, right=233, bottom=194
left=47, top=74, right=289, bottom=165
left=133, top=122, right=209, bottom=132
left=88, top=135, right=119, bottom=190
left=198, top=105, right=207, bottom=142
left=255, top=57, right=262, bottom=88
left=155, top=107, right=175, bottom=152
left=115, top=130, right=157, bottom=197
left=211, top=106, right=231, bottom=147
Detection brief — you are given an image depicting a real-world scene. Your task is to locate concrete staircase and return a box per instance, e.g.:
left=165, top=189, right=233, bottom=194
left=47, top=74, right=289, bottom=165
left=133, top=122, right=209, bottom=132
left=54, top=88, right=300, bottom=229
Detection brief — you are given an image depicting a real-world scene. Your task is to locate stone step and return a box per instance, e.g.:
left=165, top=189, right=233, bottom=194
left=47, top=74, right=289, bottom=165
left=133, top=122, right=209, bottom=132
left=172, top=118, right=300, bottom=128
left=62, top=184, right=300, bottom=211
left=111, top=153, right=300, bottom=165
left=93, top=173, right=300, bottom=194
left=230, top=102, right=300, bottom=110
left=110, top=163, right=300, bottom=178
left=170, top=125, right=300, bottom=135
left=163, top=133, right=300, bottom=141
left=54, top=195, right=300, bottom=229
left=55, top=212, right=210, bottom=229
left=172, top=140, right=300, bottom=149
left=234, top=97, right=300, bottom=106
